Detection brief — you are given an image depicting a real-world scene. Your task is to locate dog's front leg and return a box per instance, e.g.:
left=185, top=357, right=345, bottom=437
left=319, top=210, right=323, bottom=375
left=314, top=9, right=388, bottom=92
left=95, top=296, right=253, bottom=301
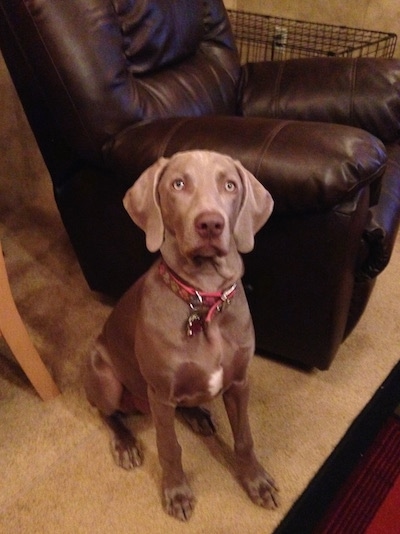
left=223, top=381, right=279, bottom=509
left=147, top=387, right=195, bottom=521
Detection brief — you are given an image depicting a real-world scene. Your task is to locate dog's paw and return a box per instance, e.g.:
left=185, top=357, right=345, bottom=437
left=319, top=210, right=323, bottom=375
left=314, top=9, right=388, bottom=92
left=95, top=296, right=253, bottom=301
left=242, top=470, right=280, bottom=509
left=110, top=435, right=143, bottom=470
left=163, top=483, right=196, bottom=521
left=178, top=406, right=216, bottom=436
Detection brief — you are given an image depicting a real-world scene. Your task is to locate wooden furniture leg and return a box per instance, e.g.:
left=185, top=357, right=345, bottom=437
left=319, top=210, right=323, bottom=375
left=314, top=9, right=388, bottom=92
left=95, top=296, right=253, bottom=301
left=0, top=241, right=60, bottom=400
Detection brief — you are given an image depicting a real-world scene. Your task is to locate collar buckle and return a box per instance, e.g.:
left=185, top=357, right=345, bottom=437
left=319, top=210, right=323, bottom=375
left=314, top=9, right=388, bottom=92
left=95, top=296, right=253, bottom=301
left=159, top=260, right=237, bottom=336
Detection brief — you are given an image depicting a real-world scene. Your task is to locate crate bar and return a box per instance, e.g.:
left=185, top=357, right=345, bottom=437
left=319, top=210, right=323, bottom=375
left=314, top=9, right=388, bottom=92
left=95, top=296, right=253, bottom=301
left=228, top=10, right=397, bottom=62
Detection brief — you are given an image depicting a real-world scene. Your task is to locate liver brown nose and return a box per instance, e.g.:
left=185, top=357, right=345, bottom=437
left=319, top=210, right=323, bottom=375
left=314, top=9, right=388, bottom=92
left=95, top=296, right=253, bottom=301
left=195, top=212, right=225, bottom=238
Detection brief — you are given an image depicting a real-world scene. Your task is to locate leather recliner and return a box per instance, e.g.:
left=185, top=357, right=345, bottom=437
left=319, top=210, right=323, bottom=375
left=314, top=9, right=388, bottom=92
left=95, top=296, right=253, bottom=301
left=1, top=0, right=399, bottom=369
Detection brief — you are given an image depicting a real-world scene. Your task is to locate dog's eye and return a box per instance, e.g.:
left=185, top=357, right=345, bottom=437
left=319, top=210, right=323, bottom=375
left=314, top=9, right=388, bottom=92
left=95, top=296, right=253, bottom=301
left=225, top=181, right=236, bottom=192
left=172, top=179, right=185, bottom=191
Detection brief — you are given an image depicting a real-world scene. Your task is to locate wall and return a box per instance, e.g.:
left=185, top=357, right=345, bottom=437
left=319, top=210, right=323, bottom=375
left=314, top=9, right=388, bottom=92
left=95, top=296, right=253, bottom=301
left=224, top=0, right=400, bottom=57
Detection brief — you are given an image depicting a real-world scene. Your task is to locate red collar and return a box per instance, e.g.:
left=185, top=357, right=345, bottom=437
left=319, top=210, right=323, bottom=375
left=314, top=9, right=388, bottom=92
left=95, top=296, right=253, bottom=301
left=159, top=260, right=237, bottom=336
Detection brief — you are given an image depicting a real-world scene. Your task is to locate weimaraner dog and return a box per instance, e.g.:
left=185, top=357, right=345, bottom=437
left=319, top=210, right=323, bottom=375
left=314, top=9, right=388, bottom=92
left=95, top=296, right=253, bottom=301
left=85, top=150, right=278, bottom=521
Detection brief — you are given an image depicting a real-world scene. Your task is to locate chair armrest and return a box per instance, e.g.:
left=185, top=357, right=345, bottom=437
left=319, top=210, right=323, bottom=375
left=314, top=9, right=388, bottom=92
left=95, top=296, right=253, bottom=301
left=357, top=143, right=400, bottom=279
left=240, top=58, right=400, bottom=143
left=103, top=115, right=386, bottom=214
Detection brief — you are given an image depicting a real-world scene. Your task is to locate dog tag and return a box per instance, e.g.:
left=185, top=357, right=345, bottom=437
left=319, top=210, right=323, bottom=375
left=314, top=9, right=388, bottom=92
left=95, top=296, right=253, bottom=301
left=187, top=313, right=204, bottom=336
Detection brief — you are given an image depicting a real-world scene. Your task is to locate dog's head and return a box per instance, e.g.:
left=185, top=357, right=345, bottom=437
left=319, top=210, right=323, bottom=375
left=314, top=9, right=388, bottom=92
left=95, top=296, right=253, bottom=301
left=123, top=151, right=273, bottom=261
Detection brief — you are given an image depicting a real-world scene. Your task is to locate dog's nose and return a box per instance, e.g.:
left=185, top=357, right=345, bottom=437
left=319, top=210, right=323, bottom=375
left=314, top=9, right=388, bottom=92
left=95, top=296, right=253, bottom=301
left=195, top=212, right=225, bottom=238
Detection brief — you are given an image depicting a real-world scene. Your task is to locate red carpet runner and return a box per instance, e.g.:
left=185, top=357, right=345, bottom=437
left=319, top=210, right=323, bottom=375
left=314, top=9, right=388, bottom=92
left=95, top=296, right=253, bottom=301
left=316, top=414, right=400, bottom=533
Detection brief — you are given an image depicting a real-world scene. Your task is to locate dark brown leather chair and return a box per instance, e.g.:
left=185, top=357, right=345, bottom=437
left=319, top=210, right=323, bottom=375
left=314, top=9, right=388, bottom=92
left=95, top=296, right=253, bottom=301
left=1, top=0, right=400, bottom=369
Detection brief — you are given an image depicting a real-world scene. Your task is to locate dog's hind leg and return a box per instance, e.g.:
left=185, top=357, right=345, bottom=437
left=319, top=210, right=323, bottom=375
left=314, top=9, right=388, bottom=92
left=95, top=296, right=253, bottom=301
left=85, top=345, right=143, bottom=470
left=177, top=406, right=216, bottom=436
left=103, top=412, right=143, bottom=470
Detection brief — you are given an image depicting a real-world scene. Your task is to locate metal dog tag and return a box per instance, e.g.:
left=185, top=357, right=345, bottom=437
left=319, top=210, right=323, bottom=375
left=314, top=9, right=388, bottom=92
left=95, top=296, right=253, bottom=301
left=186, top=313, right=204, bottom=336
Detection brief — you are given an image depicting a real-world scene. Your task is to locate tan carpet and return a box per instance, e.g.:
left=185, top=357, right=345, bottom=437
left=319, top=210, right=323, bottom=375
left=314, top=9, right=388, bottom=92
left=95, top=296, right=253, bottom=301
left=1, top=53, right=399, bottom=534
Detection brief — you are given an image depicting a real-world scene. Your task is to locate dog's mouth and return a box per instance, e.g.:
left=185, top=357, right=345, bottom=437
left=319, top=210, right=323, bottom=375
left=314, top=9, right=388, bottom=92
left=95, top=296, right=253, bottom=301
left=189, top=244, right=232, bottom=278
left=165, top=236, right=241, bottom=283
left=189, top=242, right=229, bottom=262
left=188, top=249, right=241, bottom=282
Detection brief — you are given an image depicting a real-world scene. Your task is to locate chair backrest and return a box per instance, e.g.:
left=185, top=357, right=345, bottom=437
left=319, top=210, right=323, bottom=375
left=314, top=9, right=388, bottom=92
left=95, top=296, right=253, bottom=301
left=0, top=0, right=240, bottom=164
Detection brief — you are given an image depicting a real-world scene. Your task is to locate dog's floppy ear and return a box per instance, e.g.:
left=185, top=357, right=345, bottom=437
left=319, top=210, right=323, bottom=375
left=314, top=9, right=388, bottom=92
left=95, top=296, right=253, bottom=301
left=123, top=157, right=169, bottom=252
left=233, top=160, right=274, bottom=253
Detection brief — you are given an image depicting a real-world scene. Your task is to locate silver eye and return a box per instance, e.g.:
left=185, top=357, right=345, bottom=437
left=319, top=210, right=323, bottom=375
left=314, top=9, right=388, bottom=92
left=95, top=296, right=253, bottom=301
left=225, top=181, right=236, bottom=192
left=172, top=179, right=185, bottom=191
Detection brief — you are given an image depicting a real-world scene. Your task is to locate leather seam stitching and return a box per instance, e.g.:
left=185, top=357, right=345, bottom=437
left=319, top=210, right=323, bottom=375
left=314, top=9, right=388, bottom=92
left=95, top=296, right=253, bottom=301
left=254, top=120, right=292, bottom=176
left=273, top=61, right=285, bottom=118
left=349, top=58, right=358, bottom=126
left=157, top=118, right=192, bottom=157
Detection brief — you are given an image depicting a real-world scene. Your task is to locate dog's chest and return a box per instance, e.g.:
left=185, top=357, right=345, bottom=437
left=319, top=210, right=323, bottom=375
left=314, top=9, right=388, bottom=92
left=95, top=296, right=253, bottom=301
left=170, top=330, right=249, bottom=406
left=172, top=359, right=224, bottom=405
left=133, top=269, right=253, bottom=406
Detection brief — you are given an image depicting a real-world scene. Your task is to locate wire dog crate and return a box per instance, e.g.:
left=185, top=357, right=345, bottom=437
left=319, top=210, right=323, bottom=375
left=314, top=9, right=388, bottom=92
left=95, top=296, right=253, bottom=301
left=227, top=10, right=397, bottom=63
